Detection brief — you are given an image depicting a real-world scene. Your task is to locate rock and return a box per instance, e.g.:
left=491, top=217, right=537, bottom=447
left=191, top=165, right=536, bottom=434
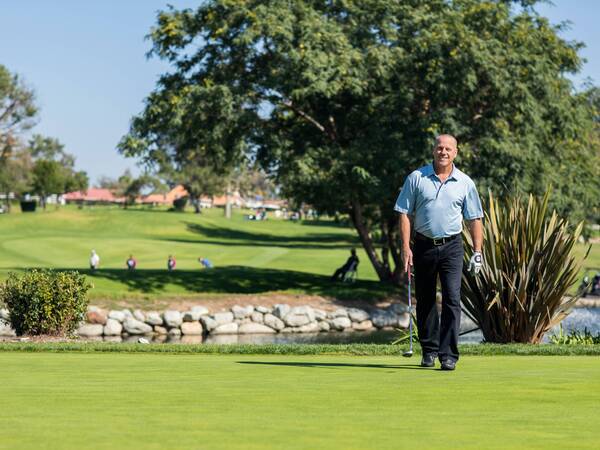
left=200, top=316, right=218, bottom=332
left=0, top=308, right=10, bottom=321
left=371, top=309, right=398, bottom=328
left=154, top=325, right=168, bottom=335
left=329, top=308, right=349, bottom=319
left=0, top=320, right=16, bottom=337
left=213, top=312, right=234, bottom=325
left=280, top=327, right=295, bottom=333
left=272, top=304, right=291, bottom=319
left=163, top=310, right=183, bottom=328
left=86, top=306, right=107, bottom=325
left=284, top=314, right=311, bottom=327
left=211, top=323, right=239, bottom=335
left=191, top=305, right=209, bottom=316
left=77, top=323, right=103, bottom=337
left=181, top=335, right=203, bottom=344
left=103, top=336, right=122, bottom=343
left=121, top=309, right=133, bottom=319
left=318, top=321, right=330, bottom=332
left=264, top=313, right=285, bottom=331
left=255, top=305, right=271, bottom=314
left=108, top=310, right=126, bottom=323
left=297, top=322, right=320, bottom=333
left=331, top=317, right=352, bottom=331
left=103, top=318, right=123, bottom=336
left=123, top=318, right=153, bottom=335
left=313, top=309, right=327, bottom=320
left=397, top=313, right=410, bottom=329
left=145, top=311, right=163, bottom=326
left=137, top=337, right=150, bottom=344
left=250, top=312, right=264, bottom=323
left=388, top=303, right=409, bottom=315
left=347, top=308, right=369, bottom=323
left=183, top=311, right=202, bottom=322
left=168, top=327, right=182, bottom=336
left=352, top=320, right=373, bottom=331
left=231, top=305, right=254, bottom=319
left=133, top=309, right=146, bottom=322
left=181, top=321, right=203, bottom=335
left=238, top=323, right=277, bottom=334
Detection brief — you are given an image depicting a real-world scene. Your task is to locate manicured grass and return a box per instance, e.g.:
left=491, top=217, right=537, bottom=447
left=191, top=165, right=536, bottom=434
left=0, top=205, right=596, bottom=303
left=0, top=352, right=598, bottom=449
left=2, top=342, right=600, bottom=356
left=0, top=206, right=396, bottom=303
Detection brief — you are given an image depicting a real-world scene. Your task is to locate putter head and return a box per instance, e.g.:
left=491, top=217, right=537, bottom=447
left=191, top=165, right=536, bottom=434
left=402, top=350, right=413, bottom=358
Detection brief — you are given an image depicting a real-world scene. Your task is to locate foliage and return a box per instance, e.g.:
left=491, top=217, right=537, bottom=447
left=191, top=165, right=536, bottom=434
left=462, top=191, right=588, bottom=343
left=172, top=195, right=188, bottom=211
left=0, top=65, right=37, bottom=212
left=28, top=134, right=89, bottom=208
left=549, top=325, right=600, bottom=345
left=0, top=269, right=91, bottom=336
left=120, top=0, right=598, bottom=283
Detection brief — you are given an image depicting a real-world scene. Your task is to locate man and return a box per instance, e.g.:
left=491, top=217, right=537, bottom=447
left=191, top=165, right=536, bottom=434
left=89, top=250, right=100, bottom=271
left=126, top=255, right=137, bottom=271
left=167, top=255, right=176, bottom=271
left=394, top=135, right=483, bottom=371
left=331, top=249, right=359, bottom=281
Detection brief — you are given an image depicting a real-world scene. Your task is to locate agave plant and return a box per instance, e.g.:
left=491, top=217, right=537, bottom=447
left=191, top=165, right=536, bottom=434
left=461, top=191, right=589, bottom=343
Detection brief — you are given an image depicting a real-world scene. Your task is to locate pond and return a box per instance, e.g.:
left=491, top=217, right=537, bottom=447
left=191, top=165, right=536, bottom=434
left=89, top=307, right=600, bottom=345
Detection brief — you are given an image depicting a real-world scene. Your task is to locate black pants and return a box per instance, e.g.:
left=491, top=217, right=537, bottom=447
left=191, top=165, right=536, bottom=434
left=413, top=236, right=463, bottom=362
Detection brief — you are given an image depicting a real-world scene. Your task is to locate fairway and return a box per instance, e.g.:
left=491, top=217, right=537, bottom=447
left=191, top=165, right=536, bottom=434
left=0, top=353, right=598, bottom=450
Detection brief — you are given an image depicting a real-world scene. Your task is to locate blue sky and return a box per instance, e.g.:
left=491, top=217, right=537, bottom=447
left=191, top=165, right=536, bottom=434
left=0, top=0, right=598, bottom=184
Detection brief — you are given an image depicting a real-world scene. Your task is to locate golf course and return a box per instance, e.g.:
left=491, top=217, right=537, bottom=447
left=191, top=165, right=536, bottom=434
left=0, top=349, right=598, bottom=450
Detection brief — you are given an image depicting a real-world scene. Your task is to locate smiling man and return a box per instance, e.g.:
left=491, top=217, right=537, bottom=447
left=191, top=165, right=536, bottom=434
left=394, top=135, right=483, bottom=370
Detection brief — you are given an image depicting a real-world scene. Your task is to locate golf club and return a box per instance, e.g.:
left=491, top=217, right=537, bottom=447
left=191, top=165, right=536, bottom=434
left=402, top=268, right=414, bottom=357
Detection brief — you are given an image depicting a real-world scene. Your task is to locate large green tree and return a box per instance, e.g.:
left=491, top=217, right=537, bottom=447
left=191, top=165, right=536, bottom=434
left=120, top=0, right=599, bottom=283
left=0, top=65, right=37, bottom=211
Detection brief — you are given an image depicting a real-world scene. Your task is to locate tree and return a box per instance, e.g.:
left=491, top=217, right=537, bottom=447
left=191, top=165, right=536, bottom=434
left=120, top=0, right=599, bottom=283
left=28, top=134, right=89, bottom=209
left=0, top=146, right=32, bottom=212
left=0, top=65, right=37, bottom=211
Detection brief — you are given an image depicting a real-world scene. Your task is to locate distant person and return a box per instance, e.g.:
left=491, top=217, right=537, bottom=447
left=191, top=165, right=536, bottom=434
left=331, top=249, right=359, bottom=281
left=126, top=255, right=137, bottom=271
left=167, top=255, right=176, bottom=271
left=198, top=257, right=213, bottom=269
left=89, top=250, right=100, bottom=271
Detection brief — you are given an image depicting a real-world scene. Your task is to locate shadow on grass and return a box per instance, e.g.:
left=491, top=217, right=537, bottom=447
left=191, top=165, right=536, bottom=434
left=51, top=267, right=397, bottom=301
left=237, top=361, right=427, bottom=370
left=157, top=222, right=359, bottom=250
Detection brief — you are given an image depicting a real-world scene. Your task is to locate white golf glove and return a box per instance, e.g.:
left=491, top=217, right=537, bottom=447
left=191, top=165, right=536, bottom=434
left=468, top=252, right=483, bottom=275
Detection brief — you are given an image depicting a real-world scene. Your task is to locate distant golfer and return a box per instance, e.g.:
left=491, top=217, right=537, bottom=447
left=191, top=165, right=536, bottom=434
left=198, top=257, right=213, bottom=269
left=167, top=255, right=176, bottom=271
left=394, top=134, right=483, bottom=371
left=89, top=250, right=100, bottom=271
left=126, top=255, right=137, bottom=271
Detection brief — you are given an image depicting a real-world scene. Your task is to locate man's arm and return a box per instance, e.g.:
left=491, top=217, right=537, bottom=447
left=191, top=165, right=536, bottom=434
left=466, top=218, right=483, bottom=252
left=399, top=213, right=412, bottom=272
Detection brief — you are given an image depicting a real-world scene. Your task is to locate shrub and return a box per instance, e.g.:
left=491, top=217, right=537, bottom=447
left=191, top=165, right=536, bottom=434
left=0, top=270, right=91, bottom=336
left=549, top=325, right=600, bottom=345
left=461, top=191, right=588, bottom=343
left=173, top=196, right=188, bottom=211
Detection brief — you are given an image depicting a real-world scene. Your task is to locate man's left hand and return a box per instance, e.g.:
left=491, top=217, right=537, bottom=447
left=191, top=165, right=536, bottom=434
left=468, top=252, right=483, bottom=275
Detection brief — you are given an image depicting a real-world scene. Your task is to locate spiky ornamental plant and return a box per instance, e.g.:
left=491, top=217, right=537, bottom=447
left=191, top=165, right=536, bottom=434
left=461, top=191, right=589, bottom=343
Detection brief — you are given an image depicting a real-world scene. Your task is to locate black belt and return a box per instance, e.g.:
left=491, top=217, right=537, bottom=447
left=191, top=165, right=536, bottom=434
left=415, top=232, right=460, bottom=246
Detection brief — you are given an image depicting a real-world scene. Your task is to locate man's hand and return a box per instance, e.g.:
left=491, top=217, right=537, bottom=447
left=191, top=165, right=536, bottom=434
left=468, top=252, right=483, bottom=275
left=402, top=247, right=413, bottom=273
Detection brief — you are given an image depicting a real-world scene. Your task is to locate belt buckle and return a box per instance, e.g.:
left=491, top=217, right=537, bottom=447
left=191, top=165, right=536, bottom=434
left=433, top=237, right=444, bottom=246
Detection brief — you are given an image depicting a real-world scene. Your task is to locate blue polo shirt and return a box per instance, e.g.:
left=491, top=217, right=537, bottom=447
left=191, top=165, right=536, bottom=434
left=394, top=163, right=483, bottom=239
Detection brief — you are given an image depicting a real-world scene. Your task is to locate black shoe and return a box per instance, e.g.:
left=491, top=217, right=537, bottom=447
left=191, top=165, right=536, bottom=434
left=440, top=359, right=456, bottom=371
left=420, top=353, right=437, bottom=368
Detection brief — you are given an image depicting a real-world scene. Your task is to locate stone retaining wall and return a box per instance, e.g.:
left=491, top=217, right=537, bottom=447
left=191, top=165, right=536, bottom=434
left=0, top=304, right=409, bottom=338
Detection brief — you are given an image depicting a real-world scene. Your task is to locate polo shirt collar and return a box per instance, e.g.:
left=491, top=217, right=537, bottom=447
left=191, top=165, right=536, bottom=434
left=427, top=162, right=458, bottom=181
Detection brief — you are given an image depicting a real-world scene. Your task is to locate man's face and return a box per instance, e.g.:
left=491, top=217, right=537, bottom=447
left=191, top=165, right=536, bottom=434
left=432, top=136, right=458, bottom=169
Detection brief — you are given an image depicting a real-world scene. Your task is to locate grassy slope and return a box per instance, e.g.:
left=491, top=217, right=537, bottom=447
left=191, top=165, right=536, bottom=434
left=0, top=352, right=598, bottom=450
left=0, top=205, right=596, bottom=303
left=0, top=206, right=397, bottom=303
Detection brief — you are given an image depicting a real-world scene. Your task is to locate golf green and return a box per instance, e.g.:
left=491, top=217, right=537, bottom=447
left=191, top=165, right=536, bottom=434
left=0, top=353, right=598, bottom=449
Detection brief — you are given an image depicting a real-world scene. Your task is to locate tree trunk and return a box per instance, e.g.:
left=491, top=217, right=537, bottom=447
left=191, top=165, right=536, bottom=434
left=349, top=199, right=392, bottom=282
left=193, top=196, right=201, bottom=214
left=225, top=182, right=232, bottom=219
